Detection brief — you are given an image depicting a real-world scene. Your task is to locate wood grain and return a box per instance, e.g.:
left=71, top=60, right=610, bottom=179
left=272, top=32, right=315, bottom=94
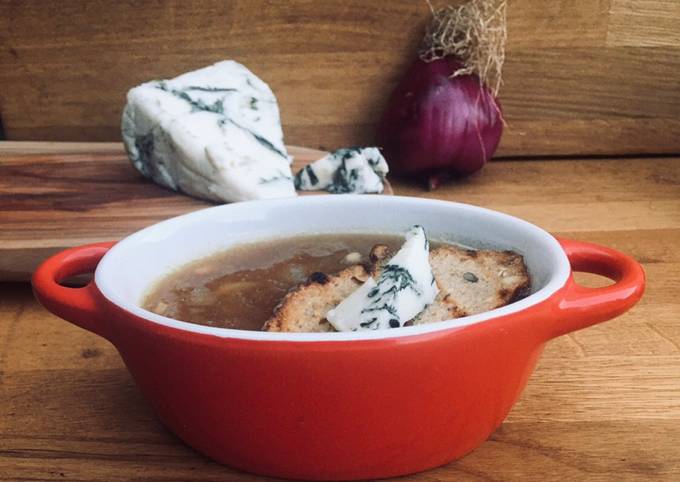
left=0, top=142, right=394, bottom=280
left=1, top=142, right=678, bottom=280
left=1, top=0, right=679, bottom=156
left=1, top=145, right=679, bottom=480
left=608, top=0, right=680, bottom=47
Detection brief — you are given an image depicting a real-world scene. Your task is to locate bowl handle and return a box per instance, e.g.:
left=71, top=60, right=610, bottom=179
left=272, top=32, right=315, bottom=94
left=548, top=238, right=645, bottom=339
left=32, top=242, right=116, bottom=341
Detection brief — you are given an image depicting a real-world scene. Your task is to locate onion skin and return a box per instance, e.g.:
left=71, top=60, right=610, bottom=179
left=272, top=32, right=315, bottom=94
left=376, top=57, right=503, bottom=187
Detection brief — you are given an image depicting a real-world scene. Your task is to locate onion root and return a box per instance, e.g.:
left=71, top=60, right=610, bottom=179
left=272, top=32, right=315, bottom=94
left=420, top=0, right=507, bottom=96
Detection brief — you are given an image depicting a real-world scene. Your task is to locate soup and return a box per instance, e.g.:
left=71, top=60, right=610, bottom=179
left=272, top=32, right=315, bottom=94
left=143, top=232, right=531, bottom=332
left=144, top=233, right=410, bottom=330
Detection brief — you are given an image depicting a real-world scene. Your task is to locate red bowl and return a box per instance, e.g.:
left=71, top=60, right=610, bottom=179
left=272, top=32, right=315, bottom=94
left=32, top=196, right=645, bottom=480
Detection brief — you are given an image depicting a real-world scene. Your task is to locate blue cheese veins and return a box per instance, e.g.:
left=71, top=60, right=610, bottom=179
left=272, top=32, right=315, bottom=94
left=121, top=61, right=296, bottom=203
left=294, top=147, right=389, bottom=194
left=326, top=226, right=438, bottom=331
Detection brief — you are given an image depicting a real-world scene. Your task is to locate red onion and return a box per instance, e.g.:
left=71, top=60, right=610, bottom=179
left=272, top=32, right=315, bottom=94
left=376, top=56, right=503, bottom=189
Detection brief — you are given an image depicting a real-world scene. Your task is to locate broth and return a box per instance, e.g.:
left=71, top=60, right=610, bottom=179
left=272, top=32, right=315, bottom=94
left=143, top=233, right=414, bottom=330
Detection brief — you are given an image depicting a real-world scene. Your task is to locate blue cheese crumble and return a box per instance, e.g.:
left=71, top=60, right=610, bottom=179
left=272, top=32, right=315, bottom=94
left=121, top=61, right=296, bottom=203
left=326, top=226, right=438, bottom=331
left=294, top=147, right=389, bottom=194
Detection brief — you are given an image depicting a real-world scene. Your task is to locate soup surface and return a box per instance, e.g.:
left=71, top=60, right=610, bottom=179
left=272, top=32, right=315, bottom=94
left=144, top=233, right=422, bottom=330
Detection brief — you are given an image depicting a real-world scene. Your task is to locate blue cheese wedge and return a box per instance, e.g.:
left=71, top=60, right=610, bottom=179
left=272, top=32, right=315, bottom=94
left=326, top=226, right=438, bottom=331
left=121, top=61, right=296, bottom=203
left=294, top=147, right=389, bottom=194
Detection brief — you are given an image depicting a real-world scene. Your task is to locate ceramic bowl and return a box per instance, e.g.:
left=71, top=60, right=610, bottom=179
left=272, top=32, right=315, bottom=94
left=32, top=196, right=645, bottom=480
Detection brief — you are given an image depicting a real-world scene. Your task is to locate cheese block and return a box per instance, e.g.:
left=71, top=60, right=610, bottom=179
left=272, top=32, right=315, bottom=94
left=295, top=147, right=389, bottom=194
left=121, top=61, right=296, bottom=203
left=326, top=226, right=438, bottom=331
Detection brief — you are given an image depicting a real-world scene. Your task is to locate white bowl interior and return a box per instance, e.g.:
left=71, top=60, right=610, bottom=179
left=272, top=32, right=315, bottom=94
left=96, top=196, right=570, bottom=341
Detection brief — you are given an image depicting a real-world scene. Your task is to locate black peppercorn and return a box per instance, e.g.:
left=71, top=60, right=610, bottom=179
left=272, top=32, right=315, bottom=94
left=309, top=272, right=330, bottom=284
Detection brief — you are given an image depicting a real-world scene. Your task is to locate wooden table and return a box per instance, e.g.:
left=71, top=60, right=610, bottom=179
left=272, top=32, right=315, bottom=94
left=1, top=145, right=679, bottom=480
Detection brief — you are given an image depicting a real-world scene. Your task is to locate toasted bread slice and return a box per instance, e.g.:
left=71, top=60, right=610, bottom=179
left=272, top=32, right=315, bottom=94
left=262, top=244, right=530, bottom=332
left=414, top=245, right=530, bottom=325
left=263, top=264, right=370, bottom=332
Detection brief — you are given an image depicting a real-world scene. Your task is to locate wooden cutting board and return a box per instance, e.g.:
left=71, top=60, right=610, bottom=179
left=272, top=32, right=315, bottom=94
left=0, top=142, right=392, bottom=281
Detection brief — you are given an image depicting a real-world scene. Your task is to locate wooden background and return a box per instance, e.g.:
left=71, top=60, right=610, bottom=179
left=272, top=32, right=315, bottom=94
left=1, top=0, right=679, bottom=157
